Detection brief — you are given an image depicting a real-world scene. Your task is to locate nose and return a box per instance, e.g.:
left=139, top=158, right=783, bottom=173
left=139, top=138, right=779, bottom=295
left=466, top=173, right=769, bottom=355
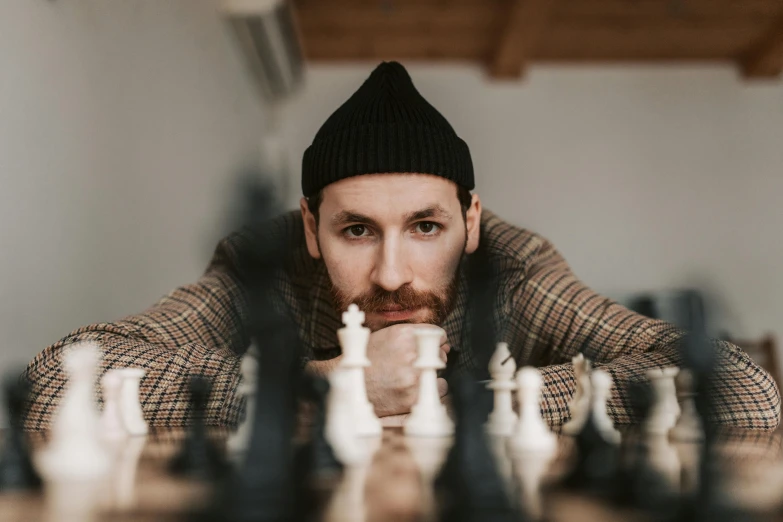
left=369, top=235, right=413, bottom=292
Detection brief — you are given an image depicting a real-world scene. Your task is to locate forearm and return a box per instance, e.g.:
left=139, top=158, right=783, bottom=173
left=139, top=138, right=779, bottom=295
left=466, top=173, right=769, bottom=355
left=24, top=332, right=243, bottom=431
left=536, top=337, right=781, bottom=431
left=304, top=355, right=343, bottom=378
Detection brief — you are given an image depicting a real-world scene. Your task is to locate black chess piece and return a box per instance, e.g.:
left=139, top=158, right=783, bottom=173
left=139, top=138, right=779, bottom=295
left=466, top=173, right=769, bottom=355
left=561, top=400, right=621, bottom=497
left=0, top=375, right=42, bottom=491
left=667, top=296, right=757, bottom=522
left=297, top=374, right=343, bottom=483
left=170, top=375, right=227, bottom=481
left=435, top=375, right=522, bottom=522
left=196, top=316, right=304, bottom=522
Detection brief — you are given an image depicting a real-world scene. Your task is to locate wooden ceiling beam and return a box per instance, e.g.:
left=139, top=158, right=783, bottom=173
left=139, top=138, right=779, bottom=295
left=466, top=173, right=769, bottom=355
left=740, top=17, right=783, bottom=78
left=488, top=0, right=556, bottom=79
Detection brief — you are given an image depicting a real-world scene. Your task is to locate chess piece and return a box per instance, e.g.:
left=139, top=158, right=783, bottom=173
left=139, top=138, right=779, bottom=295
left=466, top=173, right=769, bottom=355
left=227, top=351, right=259, bottom=456
left=199, top=318, right=302, bottom=522
left=337, top=304, right=382, bottom=437
left=106, top=435, right=147, bottom=510
left=0, top=376, right=42, bottom=491
left=404, top=326, right=454, bottom=437
left=485, top=343, right=518, bottom=436
left=510, top=367, right=556, bottom=456
left=589, top=369, right=621, bottom=444
left=670, top=369, right=703, bottom=442
left=169, top=375, right=226, bottom=481
left=512, top=447, right=551, bottom=520
left=435, top=377, right=521, bottom=522
left=100, top=370, right=128, bottom=441
left=116, top=368, right=147, bottom=436
left=298, top=375, right=343, bottom=483
left=326, top=368, right=363, bottom=466
left=645, top=434, right=681, bottom=489
left=561, top=354, right=592, bottom=436
left=37, top=342, right=111, bottom=480
left=645, top=368, right=680, bottom=435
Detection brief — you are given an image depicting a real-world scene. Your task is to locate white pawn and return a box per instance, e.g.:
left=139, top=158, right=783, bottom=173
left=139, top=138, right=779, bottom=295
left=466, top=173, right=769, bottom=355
left=116, top=368, right=147, bottom=436
left=404, top=326, right=454, bottom=438
left=37, top=342, right=111, bottom=480
left=589, top=369, right=621, bottom=444
left=227, top=351, right=258, bottom=455
left=645, top=367, right=680, bottom=435
left=561, top=353, right=592, bottom=436
left=100, top=370, right=128, bottom=441
left=510, top=367, right=556, bottom=455
left=486, top=342, right=518, bottom=436
left=337, top=304, right=382, bottom=437
left=670, top=369, right=703, bottom=442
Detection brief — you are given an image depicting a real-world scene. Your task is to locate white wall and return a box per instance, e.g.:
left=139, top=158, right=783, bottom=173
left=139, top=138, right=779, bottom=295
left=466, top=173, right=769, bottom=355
left=0, top=0, right=266, bottom=381
left=279, top=64, right=783, bottom=342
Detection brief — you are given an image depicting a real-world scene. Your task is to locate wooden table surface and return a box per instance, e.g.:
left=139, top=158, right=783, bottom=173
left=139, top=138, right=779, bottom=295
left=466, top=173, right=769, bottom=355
left=2, top=427, right=783, bottom=522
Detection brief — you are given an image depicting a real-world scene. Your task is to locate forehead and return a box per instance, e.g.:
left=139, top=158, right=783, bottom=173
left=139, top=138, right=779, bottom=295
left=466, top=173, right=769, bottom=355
left=320, top=174, right=459, bottom=216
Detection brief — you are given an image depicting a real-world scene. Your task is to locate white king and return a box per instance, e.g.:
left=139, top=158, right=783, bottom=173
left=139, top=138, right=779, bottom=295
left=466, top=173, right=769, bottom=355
left=337, top=304, right=382, bottom=436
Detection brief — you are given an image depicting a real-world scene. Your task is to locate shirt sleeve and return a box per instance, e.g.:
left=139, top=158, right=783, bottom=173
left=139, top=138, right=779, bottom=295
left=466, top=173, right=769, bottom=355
left=24, top=240, right=251, bottom=431
left=511, top=237, right=781, bottom=431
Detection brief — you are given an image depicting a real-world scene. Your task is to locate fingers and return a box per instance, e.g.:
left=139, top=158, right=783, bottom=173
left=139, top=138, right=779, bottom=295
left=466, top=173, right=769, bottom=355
left=439, top=345, right=450, bottom=364
left=437, top=377, right=448, bottom=398
left=380, top=414, right=409, bottom=428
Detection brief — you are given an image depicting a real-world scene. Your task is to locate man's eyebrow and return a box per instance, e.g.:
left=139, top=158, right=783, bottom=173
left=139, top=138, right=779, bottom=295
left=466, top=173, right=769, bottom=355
left=330, top=211, right=380, bottom=228
left=405, top=205, right=453, bottom=222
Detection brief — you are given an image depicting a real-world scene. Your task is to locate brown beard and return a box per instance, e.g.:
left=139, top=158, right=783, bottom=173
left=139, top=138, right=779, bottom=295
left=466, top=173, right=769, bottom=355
left=329, top=270, right=460, bottom=331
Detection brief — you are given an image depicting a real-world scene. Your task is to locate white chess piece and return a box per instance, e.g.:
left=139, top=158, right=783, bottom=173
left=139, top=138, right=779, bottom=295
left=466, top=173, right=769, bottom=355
left=646, top=434, right=681, bottom=489
left=37, top=342, right=111, bottom=480
left=227, top=351, right=258, bottom=455
left=589, top=369, right=621, bottom=444
left=670, top=369, right=703, bottom=442
left=645, top=367, right=681, bottom=435
left=116, top=368, right=147, bottom=436
left=404, top=326, right=454, bottom=437
left=337, top=304, right=382, bottom=437
left=486, top=342, right=518, bottom=436
left=561, top=353, right=593, bottom=436
left=326, top=368, right=363, bottom=466
left=513, top=449, right=552, bottom=520
left=104, top=435, right=147, bottom=511
left=510, top=367, right=556, bottom=455
left=100, top=370, right=128, bottom=441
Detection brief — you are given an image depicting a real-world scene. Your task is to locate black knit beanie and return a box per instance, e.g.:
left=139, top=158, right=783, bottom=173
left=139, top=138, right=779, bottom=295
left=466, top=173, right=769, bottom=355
left=301, top=62, right=474, bottom=197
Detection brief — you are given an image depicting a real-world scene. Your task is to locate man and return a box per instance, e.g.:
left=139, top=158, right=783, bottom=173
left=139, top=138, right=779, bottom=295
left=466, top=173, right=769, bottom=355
left=24, top=62, right=780, bottom=431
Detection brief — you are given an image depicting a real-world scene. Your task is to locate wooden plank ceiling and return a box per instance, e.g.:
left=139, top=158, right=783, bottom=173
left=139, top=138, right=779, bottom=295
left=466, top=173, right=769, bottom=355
left=291, top=0, right=783, bottom=79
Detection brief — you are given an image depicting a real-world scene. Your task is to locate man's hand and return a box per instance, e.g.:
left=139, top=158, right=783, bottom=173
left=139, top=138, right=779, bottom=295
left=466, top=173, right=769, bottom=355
left=365, top=324, right=450, bottom=417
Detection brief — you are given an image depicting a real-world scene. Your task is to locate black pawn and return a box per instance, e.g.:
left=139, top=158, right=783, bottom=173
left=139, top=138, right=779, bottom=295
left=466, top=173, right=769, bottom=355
left=435, top=376, right=521, bottom=522
left=0, top=376, right=41, bottom=491
left=170, top=375, right=227, bottom=480
left=297, top=375, right=343, bottom=483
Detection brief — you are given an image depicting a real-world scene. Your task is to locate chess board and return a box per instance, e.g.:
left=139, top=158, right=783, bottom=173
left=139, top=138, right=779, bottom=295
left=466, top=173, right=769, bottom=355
left=2, top=427, right=783, bottom=522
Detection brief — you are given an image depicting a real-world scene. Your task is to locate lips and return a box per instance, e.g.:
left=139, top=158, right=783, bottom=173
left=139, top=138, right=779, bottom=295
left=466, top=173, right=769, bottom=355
left=376, top=307, right=418, bottom=320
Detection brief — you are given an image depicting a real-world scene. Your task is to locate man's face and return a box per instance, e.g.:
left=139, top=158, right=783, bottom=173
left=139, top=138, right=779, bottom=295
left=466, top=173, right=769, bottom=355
left=301, top=174, right=481, bottom=332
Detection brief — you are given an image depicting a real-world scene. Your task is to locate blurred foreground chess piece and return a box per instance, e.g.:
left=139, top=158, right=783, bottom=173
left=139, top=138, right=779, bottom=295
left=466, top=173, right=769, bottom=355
left=0, top=375, right=41, bottom=491
left=435, top=376, right=522, bottom=522
left=298, top=374, right=344, bottom=485
left=169, top=375, right=227, bottom=481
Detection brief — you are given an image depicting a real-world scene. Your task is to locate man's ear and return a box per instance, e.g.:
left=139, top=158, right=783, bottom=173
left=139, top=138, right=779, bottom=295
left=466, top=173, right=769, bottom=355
left=300, top=197, right=321, bottom=259
left=464, top=194, right=482, bottom=255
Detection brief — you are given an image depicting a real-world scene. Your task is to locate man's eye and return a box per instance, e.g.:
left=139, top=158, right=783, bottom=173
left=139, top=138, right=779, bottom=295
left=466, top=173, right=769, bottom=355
left=345, top=225, right=368, bottom=238
left=415, top=222, right=440, bottom=235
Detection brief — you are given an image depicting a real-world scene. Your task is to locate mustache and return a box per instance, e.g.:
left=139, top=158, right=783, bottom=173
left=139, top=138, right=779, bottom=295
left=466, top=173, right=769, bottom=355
left=352, top=285, right=443, bottom=315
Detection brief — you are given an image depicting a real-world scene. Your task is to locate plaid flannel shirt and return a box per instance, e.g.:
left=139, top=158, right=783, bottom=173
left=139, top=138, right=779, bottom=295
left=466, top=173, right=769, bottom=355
left=24, top=210, right=781, bottom=431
